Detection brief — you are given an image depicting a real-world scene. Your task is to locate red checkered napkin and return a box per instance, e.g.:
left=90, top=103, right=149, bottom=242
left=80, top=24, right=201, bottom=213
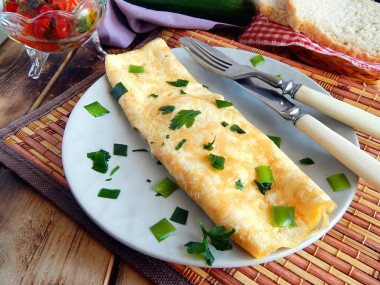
left=239, top=13, right=380, bottom=73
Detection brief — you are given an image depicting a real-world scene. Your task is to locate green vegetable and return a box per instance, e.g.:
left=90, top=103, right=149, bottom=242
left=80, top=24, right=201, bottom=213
left=299, top=157, right=315, bottom=165
left=215, top=99, right=233, bottom=108
left=97, top=188, right=121, bottom=199
left=180, top=89, right=187, bottom=94
left=113, top=143, right=128, bottom=156
left=272, top=206, right=296, bottom=227
left=230, top=124, right=246, bottom=134
left=154, top=177, right=178, bottom=198
left=267, top=135, right=281, bottom=148
left=250, top=54, right=265, bottom=67
left=159, top=105, right=175, bottom=114
left=124, top=0, right=256, bottom=26
left=169, top=110, right=201, bottom=130
left=175, top=139, right=187, bottom=150
left=203, top=136, right=216, bottom=151
left=87, top=149, right=111, bottom=161
left=150, top=218, right=176, bottom=242
left=235, top=179, right=243, bottom=190
left=132, top=149, right=149, bottom=152
left=87, top=149, right=111, bottom=174
left=209, top=153, right=225, bottom=170
left=327, top=173, right=351, bottom=191
left=221, top=121, right=229, bottom=127
left=129, top=64, right=145, bottom=73
left=111, top=82, right=128, bottom=101
left=149, top=93, right=159, bottom=98
left=110, top=165, right=120, bottom=176
left=254, top=165, right=274, bottom=194
left=84, top=101, right=110, bottom=117
left=170, top=207, right=189, bottom=225
left=146, top=179, right=151, bottom=183
left=167, top=79, right=189, bottom=87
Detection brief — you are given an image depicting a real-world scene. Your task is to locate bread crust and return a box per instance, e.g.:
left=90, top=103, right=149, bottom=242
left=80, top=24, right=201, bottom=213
left=259, top=0, right=289, bottom=26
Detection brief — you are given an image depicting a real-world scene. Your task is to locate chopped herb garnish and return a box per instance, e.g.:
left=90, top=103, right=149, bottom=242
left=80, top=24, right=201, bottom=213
left=235, top=179, right=244, bottom=190
left=166, top=135, right=170, bottom=139
left=299, top=157, right=315, bottom=165
left=215, top=99, right=233, bottom=108
left=230, top=124, right=246, bottom=134
left=132, top=149, right=148, bottom=152
left=87, top=149, right=111, bottom=161
left=157, top=161, right=162, bottom=165
left=254, top=165, right=274, bottom=195
left=180, top=89, right=187, bottom=94
left=149, top=93, right=159, bottom=98
left=175, top=139, right=187, bottom=150
left=167, top=79, right=189, bottom=87
left=129, top=64, right=145, bottom=73
left=111, top=82, right=128, bottom=101
left=110, top=165, right=120, bottom=176
left=250, top=54, right=265, bottom=67
left=272, top=206, right=295, bottom=227
left=159, top=105, right=175, bottom=114
left=254, top=180, right=272, bottom=195
left=170, top=207, right=189, bottom=225
left=203, top=136, right=216, bottom=151
left=146, top=179, right=151, bottom=183
left=154, top=177, right=178, bottom=198
left=169, top=110, right=201, bottom=130
left=87, top=149, right=111, bottom=174
left=327, top=173, right=351, bottom=191
left=202, top=84, right=209, bottom=89
left=276, top=74, right=282, bottom=78
left=267, top=135, right=281, bottom=148
left=209, top=153, right=225, bottom=170
left=150, top=218, right=176, bottom=242
left=221, top=121, right=229, bottom=127
left=113, top=143, right=128, bottom=156
left=84, top=101, right=110, bottom=117
left=105, top=178, right=112, bottom=181
left=161, top=141, right=165, bottom=146
left=97, top=188, right=121, bottom=199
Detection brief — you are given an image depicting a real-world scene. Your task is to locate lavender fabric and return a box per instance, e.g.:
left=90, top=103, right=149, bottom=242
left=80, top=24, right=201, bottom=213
left=97, top=0, right=238, bottom=48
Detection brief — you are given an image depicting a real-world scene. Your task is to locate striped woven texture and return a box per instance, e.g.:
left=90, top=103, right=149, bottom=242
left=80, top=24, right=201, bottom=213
left=4, top=29, right=380, bottom=284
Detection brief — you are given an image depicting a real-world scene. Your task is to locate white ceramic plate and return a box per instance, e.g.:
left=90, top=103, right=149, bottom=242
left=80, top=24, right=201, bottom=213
left=62, top=47, right=358, bottom=268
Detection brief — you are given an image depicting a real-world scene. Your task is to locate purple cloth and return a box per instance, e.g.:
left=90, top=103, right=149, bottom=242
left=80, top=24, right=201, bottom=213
left=97, top=0, right=238, bottom=48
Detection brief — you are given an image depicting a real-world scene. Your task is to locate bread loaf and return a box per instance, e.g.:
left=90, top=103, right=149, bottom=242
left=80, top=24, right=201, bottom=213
left=286, top=0, right=380, bottom=63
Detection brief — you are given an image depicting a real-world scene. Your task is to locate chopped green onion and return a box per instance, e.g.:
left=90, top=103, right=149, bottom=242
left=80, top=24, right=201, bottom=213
left=272, top=206, right=296, bottom=227
left=146, top=179, right=151, bottom=183
left=169, top=110, right=201, bottom=130
left=170, top=207, right=189, bottom=225
left=149, top=93, right=159, bottom=98
left=157, top=161, right=162, bottom=165
left=254, top=165, right=274, bottom=194
left=327, top=173, right=351, bottom=191
left=209, top=153, right=225, bottom=170
left=267, top=135, right=281, bottom=148
left=129, top=64, right=145, bottom=73
left=203, top=136, right=216, bottom=151
left=250, top=54, right=265, bottom=67
left=84, top=101, right=110, bottom=117
left=230, top=124, right=246, bottom=134
left=221, top=121, right=229, bottom=127
left=215, top=99, right=233, bottom=108
left=154, top=177, right=178, bottom=198
left=110, top=165, right=120, bottom=176
left=167, top=79, right=189, bottom=87
left=105, top=178, right=112, bottom=181
left=150, top=218, right=176, bottom=242
left=159, top=105, right=175, bottom=114
left=202, top=84, right=209, bottom=89
left=97, top=188, right=121, bottom=199
left=235, top=179, right=244, bottom=190
left=111, top=82, right=128, bottom=101
left=113, top=143, right=128, bottom=156
left=175, top=139, right=187, bottom=150
left=299, top=157, right=315, bottom=165
left=180, top=89, right=187, bottom=94
left=276, top=74, right=282, bottom=78
left=87, top=149, right=111, bottom=161
left=87, top=149, right=111, bottom=174
left=166, top=135, right=170, bottom=139
left=132, top=149, right=148, bottom=152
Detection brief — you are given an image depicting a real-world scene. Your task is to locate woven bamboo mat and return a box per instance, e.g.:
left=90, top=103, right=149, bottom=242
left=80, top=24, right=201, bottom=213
left=2, top=29, right=380, bottom=284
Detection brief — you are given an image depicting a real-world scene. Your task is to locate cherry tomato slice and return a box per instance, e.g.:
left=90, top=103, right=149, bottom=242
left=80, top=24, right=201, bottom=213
left=4, top=0, right=19, bottom=12
left=51, top=15, right=68, bottom=39
left=33, top=15, right=54, bottom=40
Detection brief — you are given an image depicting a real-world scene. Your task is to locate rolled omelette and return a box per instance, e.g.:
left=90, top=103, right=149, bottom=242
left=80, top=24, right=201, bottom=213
left=105, top=38, right=336, bottom=259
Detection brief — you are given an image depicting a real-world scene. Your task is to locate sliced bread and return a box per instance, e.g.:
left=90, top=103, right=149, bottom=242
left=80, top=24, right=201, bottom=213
left=286, top=0, right=380, bottom=63
left=258, top=0, right=289, bottom=26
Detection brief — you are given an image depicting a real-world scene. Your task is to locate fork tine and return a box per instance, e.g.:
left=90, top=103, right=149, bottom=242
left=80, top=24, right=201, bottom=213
left=185, top=43, right=227, bottom=73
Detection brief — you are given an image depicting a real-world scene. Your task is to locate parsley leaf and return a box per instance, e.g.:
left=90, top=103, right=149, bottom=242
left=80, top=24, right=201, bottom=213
left=167, top=79, right=189, bottom=87
left=207, top=225, right=236, bottom=251
left=230, top=124, right=246, bottom=134
left=235, top=179, right=244, bottom=190
left=254, top=179, right=272, bottom=195
left=159, top=105, right=175, bottom=114
left=169, top=110, right=201, bottom=130
left=221, top=121, right=229, bottom=127
left=203, top=136, right=216, bottom=151
left=209, top=153, right=225, bottom=170
left=149, top=94, right=159, bottom=98
left=299, top=157, right=315, bottom=165
left=175, top=139, right=187, bottom=150
left=215, top=99, right=233, bottom=108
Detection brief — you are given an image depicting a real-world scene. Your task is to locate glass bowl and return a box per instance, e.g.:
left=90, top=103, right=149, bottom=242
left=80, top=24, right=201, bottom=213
left=0, top=0, right=106, bottom=79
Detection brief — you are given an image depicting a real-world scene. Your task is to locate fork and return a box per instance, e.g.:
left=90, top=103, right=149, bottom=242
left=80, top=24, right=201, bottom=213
left=179, top=37, right=380, bottom=139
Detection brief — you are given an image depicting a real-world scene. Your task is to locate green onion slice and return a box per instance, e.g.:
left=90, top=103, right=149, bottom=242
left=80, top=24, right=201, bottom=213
left=180, top=89, right=187, bottom=94
left=267, top=135, right=281, bottom=148
left=129, top=64, right=145, bottom=73
left=250, top=54, right=265, bottom=67
left=154, top=177, right=178, bottom=198
left=203, top=136, right=216, bottom=151
left=175, top=139, right=187, bottom=150
left=327, top=173, right=351, bottom=191
left=221, top=121, right=229, bottom=127
left=159, top=105, right=175, bottom=114
left=209, top=153, right=225, bottom=170
left=87, top=150, right=110, bottom=174
left=113, top=143, right=128, bottom=156
left=299, top=157, right=315, bottom=165
left=230, top=124, right=246, bottom=134
left=150, top=218, right=176, bottom=242
left=110, top=165, right=120, bottom=176
left=84, top=101, right=110, bottom=117
left=215, top=99, right=233, bottom=108
left=254, top=165, right=274, bottom=194
left=272, top=206, right=296, bottom=227
left=235, top=179, right=244, bottom=190
left=149, top=93, right=159, bottom=98
left=146, top=179, right=151, bottom=183
left=97, top=188, right=121, bottom=199
left=132, top=149, right=148, bottom=152
left=167, top=79, right=189, bottom=87
left=111, top=82, right=128, bottom=101
left=170, top=207, right=189, bottom=225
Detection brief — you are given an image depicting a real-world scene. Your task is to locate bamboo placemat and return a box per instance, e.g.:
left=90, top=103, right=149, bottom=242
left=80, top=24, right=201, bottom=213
left=1, top=29, right=380, bottom=284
